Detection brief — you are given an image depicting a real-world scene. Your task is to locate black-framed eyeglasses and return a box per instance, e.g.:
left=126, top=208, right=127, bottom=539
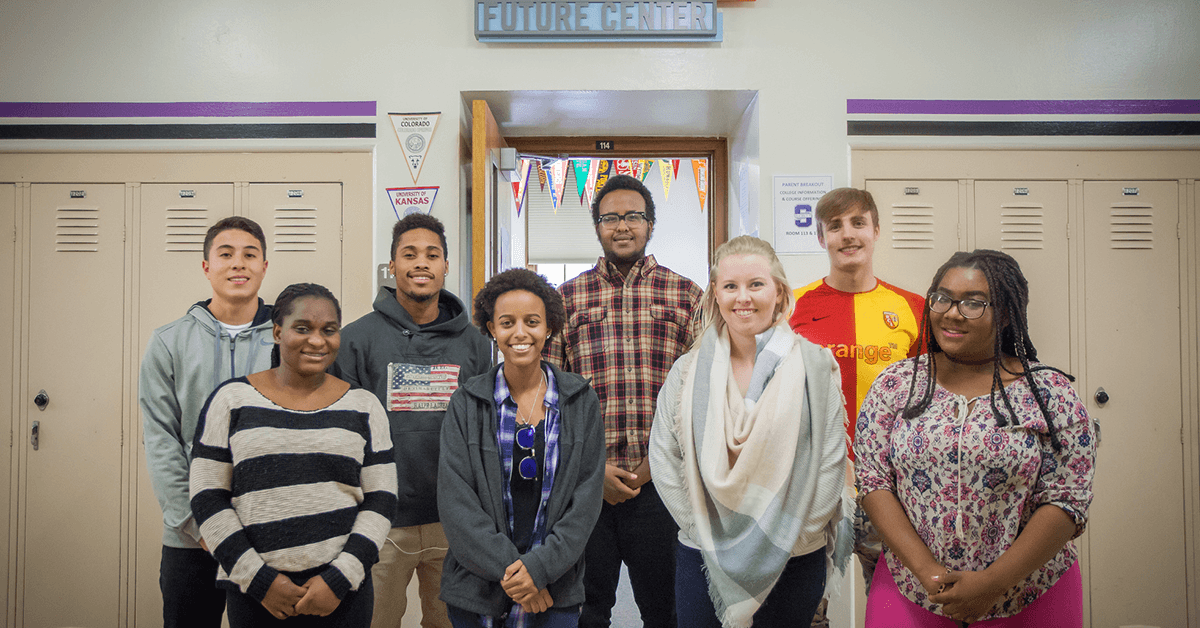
left=515, top=425, right=538, bottom=480
left=595, top=212, right=649, bottom=227
left=927, top=292, right=991, bottom=319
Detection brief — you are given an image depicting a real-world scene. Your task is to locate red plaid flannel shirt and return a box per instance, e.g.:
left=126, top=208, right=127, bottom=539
left=545, top=255, right=703, bottom=472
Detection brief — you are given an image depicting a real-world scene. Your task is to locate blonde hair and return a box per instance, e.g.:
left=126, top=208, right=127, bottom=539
left=701, top=235, right=794, bottom=337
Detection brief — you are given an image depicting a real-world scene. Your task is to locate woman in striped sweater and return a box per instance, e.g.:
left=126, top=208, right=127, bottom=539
left=190, top=283, right=398, bottom=626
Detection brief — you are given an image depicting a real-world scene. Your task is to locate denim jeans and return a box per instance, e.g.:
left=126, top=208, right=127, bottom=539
left=160, top=546, right=226, bottom=628
left=675, top=543, right=826, bottom=628
left=225, top=575, right=373, bottom=628
left=578, top=482, right=677, bottom=628
left=448, top=604, right=580, bottom=628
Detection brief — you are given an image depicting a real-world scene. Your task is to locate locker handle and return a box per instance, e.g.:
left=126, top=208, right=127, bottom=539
left=30, top=421, right=38, bottom=451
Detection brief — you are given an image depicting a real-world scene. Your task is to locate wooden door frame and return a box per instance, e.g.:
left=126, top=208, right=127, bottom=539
left=503, top=135, right=729, bottom=260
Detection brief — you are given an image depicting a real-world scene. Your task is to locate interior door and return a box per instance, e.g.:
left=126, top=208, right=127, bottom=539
left=22, top=183, right=126, bottom=627
left=246, top=183, right=344, bottom=305
left=471, top=99, right=509, bottom=297
left=134, top=183, right=235, bottom=628
left=1083, top=180, right=1184, bottom=627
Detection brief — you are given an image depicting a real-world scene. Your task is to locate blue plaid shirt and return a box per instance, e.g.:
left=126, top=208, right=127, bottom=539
left=477, top=363, right=561, bottom=628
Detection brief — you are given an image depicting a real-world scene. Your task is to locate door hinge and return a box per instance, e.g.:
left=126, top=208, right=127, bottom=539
left=340, top=225, right=344, bottom=242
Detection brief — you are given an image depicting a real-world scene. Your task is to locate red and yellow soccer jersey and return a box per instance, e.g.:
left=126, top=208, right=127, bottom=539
left=789, top=278, right=926, bottom=459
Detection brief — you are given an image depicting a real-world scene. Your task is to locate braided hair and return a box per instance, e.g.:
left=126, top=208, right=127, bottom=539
left=902, top=249, right=1073, bottom=450
left=270, top=283, right=341, bottom=368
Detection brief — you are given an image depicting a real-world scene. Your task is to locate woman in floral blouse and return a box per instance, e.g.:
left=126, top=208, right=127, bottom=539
left=855, top=249, right=1096, bottom=627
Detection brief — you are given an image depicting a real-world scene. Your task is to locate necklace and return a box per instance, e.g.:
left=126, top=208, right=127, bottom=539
left=943, top=352, right=994, bottom=366
left=516, top=370, right=547, bottom=426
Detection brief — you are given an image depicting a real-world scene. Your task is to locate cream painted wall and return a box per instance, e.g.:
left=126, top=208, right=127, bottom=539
left=3, top=1, right=1198, bottom=300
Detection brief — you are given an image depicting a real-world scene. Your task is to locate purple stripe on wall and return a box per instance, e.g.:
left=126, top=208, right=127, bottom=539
left=847, top=99, right=1200, bottom=115
left=0, top=101, right=376, bottom=118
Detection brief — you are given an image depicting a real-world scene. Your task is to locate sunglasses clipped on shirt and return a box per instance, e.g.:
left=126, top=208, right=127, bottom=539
left=515, top=424, right=538, bottom=480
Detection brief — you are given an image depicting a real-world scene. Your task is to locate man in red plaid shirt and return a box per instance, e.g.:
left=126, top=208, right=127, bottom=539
left=546, top=174, right=702, bottom=628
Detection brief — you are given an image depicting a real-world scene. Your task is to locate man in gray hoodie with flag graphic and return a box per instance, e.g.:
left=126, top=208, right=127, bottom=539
left=139, top=216, right=274, bottom=628
left=333, top=213, right=491, bottom=628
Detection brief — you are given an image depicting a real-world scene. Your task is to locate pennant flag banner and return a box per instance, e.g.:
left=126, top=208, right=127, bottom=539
left=386, top=186, right=439, bottom=219
left=639, top=159, right=653, bottom=182
left=389, top=112, right=441, bottom=184
left=536, top=161, right=548, bottom=191
left=692, top=159, right=709, bottom=210
left=659, top=159, right=674, bottom=200
left=672, top=159, right=681, bottom=179
left=584, top=159, right=601, bottom=208
left=593, top=160, right=613, bottom=199
left=549, top=160, right=569, bottom=213
left=630, top=159, right=643, bottom=181
left=572, top=159, right=591, bottom=204
left=614, top=159, right=633, bottom=177
left=511, top=159, right=533, bottom=216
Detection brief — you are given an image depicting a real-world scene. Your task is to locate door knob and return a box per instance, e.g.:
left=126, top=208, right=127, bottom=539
left=33, top=390, right=49, bottom=410
left=1094, top=387, right=1109, bottom=405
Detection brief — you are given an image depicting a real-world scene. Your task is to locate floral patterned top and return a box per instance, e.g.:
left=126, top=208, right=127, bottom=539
left=854, top=355, right=1096, bottom=619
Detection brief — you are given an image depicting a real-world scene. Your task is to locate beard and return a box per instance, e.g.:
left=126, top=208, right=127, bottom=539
left=401, top=288, right=437, bottom=303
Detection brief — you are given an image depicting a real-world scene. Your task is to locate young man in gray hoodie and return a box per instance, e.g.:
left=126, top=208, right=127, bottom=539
left=139, top=216, right=274, bottom=628
left=333, top=213, right=491, bottom=628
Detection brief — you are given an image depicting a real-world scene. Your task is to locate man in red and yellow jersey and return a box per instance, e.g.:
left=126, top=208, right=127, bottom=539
left=789, top=187, right=925, bottom=626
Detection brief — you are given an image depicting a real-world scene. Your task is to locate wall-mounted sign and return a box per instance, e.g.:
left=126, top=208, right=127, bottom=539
left=386, top=186, right=439, bottom=219
left=475, top=2, right=722, bottom=43
left=773, top=175, right=833, bottom=255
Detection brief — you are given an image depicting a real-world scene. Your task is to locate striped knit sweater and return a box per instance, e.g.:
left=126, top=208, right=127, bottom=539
left=190, top=377, right=398, bottom=602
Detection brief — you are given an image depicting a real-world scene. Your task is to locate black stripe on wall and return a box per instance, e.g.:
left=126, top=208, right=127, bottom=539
left=0, top=123, right=376, bottom=140
left=847, top=120, right=1200, bottom=136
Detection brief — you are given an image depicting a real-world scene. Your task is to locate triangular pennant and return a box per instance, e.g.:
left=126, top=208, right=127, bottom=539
left=511, top=159, right=533, bottom=217
left=692, top=159, right=708, bottom=210
left=536, top=161, right=548, bottom=191
left=543, top=160, right=558, bottom=211
left=659, top=159, right=674, bottom=200
left=593, top=160, right=613, bottom=199
left=386, top=187, right=439, bottom=219
left=584, top=159, right=600, bottom=208
left=630, top=159, right=643, bottom=181
left=614, top=159, right=633, bottom=177
left=572, top=159, right=590, bottom=204
left=672, top=159, right=681, bottom=179
left=639, top=159, right=653, bottom=182
left=549, top=159, right=569, bottom=213
left=389, top=112, right=441, bottom=184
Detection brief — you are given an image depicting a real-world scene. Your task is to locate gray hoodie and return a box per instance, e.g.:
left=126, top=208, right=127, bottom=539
left=139, top=300, right=273, bottom=549
left=334, top=286, right=492, bottom=527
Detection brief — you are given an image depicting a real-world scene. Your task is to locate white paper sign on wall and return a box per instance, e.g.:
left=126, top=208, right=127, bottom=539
left=773, top=175, right=832, bottom=254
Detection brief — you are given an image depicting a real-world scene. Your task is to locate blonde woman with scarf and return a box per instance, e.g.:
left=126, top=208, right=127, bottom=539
left=649, top=236, right=853, bottom=628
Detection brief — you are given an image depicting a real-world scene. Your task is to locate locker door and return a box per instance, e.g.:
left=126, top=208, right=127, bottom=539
left=0, top=184, right=14, bottom=619
left=246, top=184, right=342, bottom=305
left=134, top=184, right=235, bottom=628
left=973, top=181, right=1071, bottom=369
left=864, top=180, right=961, bottom=293
left=1083, top=181, right=1184, bottom=627
left=22, top=184, right=126, bottom=627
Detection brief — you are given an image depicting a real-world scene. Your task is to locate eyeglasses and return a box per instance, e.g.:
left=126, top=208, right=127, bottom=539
left=595, top=212, right=649, bottom=228
left=927, top=292, right=991, bottom=320
left=515, top=425, right=538, bottom=480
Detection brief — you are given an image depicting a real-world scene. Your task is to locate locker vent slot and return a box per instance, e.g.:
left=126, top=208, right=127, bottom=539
left=889, top=207, right=936, bottom=249
left=165, top=207, right=208, bottom=252
left=998, top=206, right=1045, bottom=250
left=55, top=207, right=100, bottom=252
left=1109, top=207, right=1154, bottom=249
left=273, top=207, right=318, bottom=252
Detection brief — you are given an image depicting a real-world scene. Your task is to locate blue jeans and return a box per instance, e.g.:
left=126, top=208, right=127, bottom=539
left=448, top=604, right=580, bottom=628
left=675, top=543, right=826, bottom=628
left=160, top=546, right=226, bottom=628
left=579, top=482, right=677, bottom=628
left=225, top=575, right=373, bottom=628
